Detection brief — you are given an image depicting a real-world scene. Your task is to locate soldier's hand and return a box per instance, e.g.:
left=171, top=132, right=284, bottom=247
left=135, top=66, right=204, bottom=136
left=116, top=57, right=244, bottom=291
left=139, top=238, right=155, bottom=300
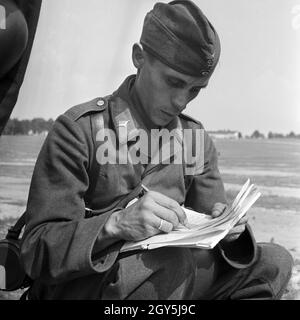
left=211, top=202, right=248, bottom=242
left=104, top=191, right=188, bottom=241
left=222, top=215, right=248, bottom=242
left=211, top=202, right=227, bottom=218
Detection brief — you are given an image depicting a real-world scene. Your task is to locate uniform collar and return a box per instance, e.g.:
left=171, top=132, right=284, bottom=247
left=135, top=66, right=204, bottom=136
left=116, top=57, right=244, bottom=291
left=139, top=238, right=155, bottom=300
left=110, top=75, right=141, bottom=145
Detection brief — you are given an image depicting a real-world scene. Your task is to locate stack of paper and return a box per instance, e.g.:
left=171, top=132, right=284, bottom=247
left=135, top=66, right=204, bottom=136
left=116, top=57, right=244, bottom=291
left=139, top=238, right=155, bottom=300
left=120, top=180, right=261, bottom=252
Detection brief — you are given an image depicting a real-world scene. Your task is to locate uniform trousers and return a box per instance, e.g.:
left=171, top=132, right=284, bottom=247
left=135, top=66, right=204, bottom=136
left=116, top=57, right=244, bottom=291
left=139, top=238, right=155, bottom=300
left=24, top=242, right=293, bottom=300
left=101, top=243, right=293, bottom=300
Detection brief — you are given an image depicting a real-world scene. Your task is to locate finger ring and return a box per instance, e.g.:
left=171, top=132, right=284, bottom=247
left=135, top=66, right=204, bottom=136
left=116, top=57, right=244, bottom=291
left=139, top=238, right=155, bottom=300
left=158, top=219, right=164, bottom=231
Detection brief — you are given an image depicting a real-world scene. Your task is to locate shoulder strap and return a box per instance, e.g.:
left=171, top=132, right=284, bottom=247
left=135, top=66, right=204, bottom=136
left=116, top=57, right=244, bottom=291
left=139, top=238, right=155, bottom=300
left=6, top=211, right=27, bottom=240
left=84, top=103, right=106, bottom=208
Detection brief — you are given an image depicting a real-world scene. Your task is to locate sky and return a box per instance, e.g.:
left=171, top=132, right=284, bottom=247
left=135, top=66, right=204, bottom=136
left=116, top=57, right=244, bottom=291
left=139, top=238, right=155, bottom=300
left=10, top=0, right=300, bottom=135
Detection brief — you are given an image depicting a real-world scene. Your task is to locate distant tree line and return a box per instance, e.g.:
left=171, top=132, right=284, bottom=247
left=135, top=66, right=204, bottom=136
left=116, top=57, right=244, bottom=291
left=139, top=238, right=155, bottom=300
left=249, top=130, right=300, bottom=139
left=2, top=120, right=300, bottom=139
left=2, top=118, right=54, bottom=135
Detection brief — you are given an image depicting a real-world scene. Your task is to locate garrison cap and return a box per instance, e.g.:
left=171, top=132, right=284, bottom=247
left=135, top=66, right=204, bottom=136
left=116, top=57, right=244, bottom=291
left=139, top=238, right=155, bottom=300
left=140, top=0, right=221, bottom=77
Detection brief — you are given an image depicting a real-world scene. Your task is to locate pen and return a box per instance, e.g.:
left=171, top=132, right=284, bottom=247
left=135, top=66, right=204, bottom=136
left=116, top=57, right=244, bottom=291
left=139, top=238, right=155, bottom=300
left=141, top=184, right=189, bottom=229
left=141, top=184, right=150, bottom=193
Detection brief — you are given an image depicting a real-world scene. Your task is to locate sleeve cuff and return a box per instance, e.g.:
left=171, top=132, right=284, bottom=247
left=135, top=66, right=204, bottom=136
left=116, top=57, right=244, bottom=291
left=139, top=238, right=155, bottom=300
left=88, top=207, right=124, bottom=274
left=217, top=224, right=257, bottom=269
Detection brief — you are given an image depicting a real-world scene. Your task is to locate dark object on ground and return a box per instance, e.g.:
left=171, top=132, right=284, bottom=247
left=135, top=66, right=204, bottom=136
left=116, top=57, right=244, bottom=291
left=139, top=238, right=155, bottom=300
left=0, top=212, right=30, bottom=291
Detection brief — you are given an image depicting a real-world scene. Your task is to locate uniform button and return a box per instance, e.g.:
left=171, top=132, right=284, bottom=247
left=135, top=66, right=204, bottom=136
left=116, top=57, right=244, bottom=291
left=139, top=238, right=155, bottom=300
left=201, top=71, right=209, bottom=76
left=97, top=99, right=105, bottom=107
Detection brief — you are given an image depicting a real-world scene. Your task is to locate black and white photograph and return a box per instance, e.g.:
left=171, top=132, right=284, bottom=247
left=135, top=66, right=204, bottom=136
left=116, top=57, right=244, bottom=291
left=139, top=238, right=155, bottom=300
left=0, top=0, right=299, bottom=302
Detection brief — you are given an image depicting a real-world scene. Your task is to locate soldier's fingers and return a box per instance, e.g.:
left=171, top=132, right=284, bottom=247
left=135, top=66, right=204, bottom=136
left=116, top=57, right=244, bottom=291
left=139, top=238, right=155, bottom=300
left=153, top=216, right=173, bottom=233
left=224, top=233, right=241, bottom=242
left=212, top=203, right=227, bottom=218
left=148, top=191, right=187, bottom=225
left=234, top=215, right=248, bottom=226
left=152, top=202, right=180, bottom=228
left=228, top=224, right=245, bottom=235
left=225, top=225, right=246, bottom=242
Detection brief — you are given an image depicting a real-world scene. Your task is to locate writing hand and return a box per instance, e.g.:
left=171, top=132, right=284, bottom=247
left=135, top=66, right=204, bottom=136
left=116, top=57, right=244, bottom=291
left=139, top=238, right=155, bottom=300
left=104, top=191, right=188, bottom=241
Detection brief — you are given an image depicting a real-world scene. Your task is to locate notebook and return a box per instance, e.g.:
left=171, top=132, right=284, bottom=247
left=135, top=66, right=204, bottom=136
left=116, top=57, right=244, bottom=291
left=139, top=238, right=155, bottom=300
left=120, top=179, right=261, bottom=252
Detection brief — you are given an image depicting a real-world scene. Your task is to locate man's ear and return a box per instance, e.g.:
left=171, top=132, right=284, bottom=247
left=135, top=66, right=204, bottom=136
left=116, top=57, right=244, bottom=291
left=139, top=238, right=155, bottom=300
left=132, top=43, right=145, bottom=69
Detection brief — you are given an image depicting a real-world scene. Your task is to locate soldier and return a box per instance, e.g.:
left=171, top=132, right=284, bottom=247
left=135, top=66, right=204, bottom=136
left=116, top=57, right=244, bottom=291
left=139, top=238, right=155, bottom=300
left=20, top=0, right=293, bottom=299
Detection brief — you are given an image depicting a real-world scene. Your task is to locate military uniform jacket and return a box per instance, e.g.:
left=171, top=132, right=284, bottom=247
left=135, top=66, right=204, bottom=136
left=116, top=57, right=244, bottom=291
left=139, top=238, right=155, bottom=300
left=20, top=76, right=257, bottom=298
